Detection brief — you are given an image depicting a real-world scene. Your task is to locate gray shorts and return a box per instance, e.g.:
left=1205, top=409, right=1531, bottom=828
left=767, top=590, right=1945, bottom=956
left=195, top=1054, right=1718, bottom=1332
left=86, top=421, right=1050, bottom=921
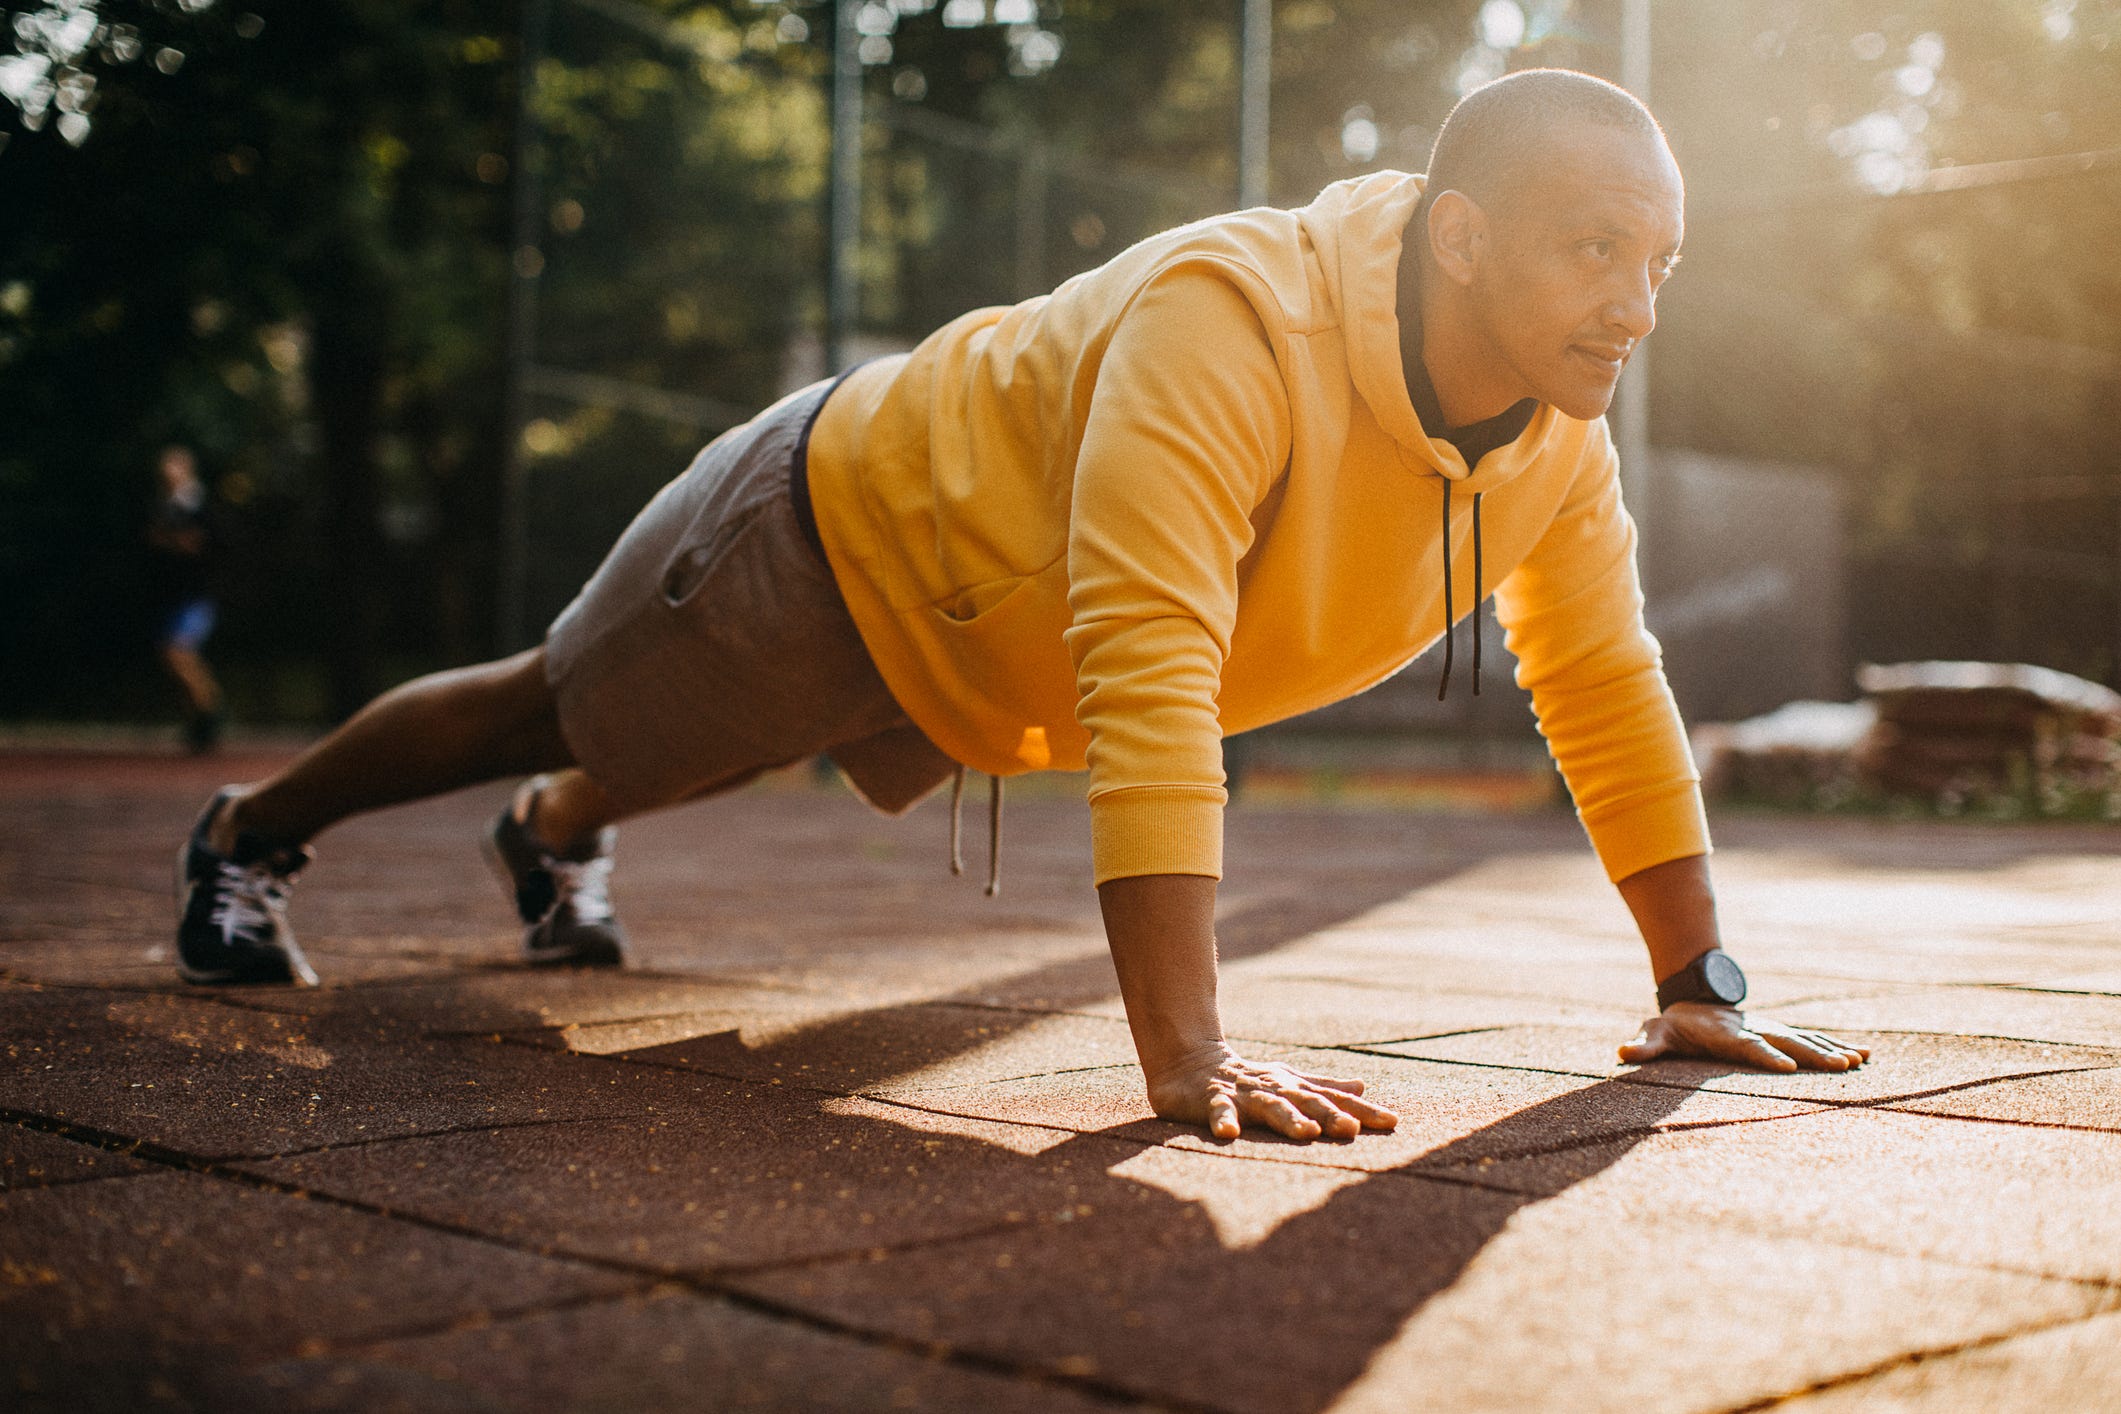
left=544, top=381, right=957, bottom=817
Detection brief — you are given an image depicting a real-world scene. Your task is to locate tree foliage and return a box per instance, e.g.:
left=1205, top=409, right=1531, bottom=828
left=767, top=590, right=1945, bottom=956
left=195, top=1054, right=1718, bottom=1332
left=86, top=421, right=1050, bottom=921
left=0, top=0, right=826, bottom=718
left=1650, top=0, right=2121, bottom=678
left=3, top=0, right=2117, bottom=726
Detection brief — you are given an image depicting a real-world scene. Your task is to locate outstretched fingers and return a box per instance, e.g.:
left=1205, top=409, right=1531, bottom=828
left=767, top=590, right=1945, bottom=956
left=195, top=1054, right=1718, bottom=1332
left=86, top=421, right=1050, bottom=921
left=1763, top=1024, right=1868, bottom=1071
left=1733, top=1028, right=1801, bottom=1073
left=1238, top=1086, right=1322, bottom=1140
left=1287, top=1068, right=1397, bottom=1131
left=1621, top=1006, right=1874, bottom=1075
left=1296, top=1071, right=1366, bottom=1096
left=1307, top=1084, right=1398, bottom=1131
left=1156, top=1051, right=1403, bottom=1144
left=1240, top=1073, right=1396, bottom=1139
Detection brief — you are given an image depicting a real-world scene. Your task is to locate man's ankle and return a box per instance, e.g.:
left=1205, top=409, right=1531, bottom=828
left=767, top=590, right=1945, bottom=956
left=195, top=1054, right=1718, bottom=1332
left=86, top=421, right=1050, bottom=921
left=209, top=788, right=300, bottom=856
left=206, top=790, right=251, bottom=854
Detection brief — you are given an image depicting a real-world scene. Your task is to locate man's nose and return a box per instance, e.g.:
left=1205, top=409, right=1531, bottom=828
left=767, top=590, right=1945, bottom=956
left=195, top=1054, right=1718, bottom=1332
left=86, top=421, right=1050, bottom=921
left=1610, top=269, right=1657, bottom=342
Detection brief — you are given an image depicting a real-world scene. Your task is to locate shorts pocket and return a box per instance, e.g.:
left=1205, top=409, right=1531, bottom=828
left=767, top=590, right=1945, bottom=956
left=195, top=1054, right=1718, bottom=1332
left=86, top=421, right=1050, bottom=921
left=659, top=500, right=770, bottom=608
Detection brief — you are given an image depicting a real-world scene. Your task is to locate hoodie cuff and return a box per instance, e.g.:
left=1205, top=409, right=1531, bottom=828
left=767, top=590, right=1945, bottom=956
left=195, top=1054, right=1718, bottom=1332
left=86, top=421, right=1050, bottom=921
left=1089, top=784, right=1227, bottom=886
left=1581, top=781, right=1713, bottom=883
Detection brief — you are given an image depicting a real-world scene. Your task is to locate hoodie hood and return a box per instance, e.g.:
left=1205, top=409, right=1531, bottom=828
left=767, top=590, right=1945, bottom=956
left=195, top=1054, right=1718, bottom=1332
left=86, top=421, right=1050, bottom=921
left=1295, top=169, right=1559, bottom=495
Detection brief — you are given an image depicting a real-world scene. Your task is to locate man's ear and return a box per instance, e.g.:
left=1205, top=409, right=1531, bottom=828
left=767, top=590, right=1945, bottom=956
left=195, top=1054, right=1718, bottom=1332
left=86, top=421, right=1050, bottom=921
left=1426, top=190, right=1485, bottom=288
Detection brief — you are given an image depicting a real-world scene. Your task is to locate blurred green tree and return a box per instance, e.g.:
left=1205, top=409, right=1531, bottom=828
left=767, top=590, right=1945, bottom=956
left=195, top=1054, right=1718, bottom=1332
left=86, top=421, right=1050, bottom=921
left=0, top=0, right=824, bottom=721
left=1650, top=0, right=2121, bottom=680
left=6, top=0, right=2116, bottom=726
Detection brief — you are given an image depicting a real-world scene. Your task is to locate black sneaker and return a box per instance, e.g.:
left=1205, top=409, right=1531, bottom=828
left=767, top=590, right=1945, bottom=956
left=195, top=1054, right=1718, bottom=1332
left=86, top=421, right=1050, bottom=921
left=483, top=792, right=628, bottom=968
left=175, top=789, right=319, bottom=986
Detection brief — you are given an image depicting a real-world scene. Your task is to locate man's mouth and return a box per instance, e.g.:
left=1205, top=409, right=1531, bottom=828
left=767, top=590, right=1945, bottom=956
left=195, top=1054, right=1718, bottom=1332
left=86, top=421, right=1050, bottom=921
left=1570, top=343, right=1630, bottom=375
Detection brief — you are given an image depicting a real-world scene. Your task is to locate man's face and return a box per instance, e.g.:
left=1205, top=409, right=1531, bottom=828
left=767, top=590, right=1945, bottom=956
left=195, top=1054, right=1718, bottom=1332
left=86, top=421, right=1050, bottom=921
left=1462, top=124, right=1684, bottom=422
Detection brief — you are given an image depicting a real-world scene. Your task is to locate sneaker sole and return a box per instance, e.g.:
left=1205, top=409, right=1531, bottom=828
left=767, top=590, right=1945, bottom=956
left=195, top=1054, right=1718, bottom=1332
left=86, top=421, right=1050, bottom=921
left=523, top=930, right=627, bottom=968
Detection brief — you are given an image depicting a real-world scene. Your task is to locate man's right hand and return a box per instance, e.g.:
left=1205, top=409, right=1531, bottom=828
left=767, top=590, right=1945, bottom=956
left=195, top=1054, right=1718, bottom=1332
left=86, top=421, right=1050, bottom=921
left=1100, top=873, right=1398, bottom=1142
left=1147, top=1041, right=1399, bottom=1142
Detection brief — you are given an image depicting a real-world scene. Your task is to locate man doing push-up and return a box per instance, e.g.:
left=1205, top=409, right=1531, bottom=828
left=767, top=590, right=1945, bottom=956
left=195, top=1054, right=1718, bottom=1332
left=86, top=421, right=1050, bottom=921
left=175, top=69, right=1869, bottom=1145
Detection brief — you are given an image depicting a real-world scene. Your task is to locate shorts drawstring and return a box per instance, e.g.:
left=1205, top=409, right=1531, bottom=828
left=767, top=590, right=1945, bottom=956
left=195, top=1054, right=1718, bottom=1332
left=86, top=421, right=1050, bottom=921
left=946, top=765, right=1003, bottom=897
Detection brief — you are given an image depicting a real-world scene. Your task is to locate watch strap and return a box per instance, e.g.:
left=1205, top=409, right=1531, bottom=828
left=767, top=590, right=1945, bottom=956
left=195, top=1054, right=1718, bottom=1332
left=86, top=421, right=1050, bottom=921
left=1656, top=949, right=1748, bottom=1010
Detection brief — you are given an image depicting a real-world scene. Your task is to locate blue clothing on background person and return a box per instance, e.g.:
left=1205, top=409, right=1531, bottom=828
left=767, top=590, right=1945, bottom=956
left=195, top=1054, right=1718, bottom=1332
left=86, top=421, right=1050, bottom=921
left=160, top=597, right=218, bottom=654
left=146, top=448, right=226, bottom=753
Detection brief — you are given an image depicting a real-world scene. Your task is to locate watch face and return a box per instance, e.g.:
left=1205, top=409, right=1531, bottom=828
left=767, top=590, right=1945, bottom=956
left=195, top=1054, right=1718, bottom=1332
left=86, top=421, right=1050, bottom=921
left=1702, top=951, right=1747, bottom=1005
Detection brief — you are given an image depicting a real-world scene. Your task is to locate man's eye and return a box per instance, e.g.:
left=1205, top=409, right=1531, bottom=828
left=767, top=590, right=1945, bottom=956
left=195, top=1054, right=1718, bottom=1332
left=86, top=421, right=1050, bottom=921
left=1583, top=240, right=1615, bottom=260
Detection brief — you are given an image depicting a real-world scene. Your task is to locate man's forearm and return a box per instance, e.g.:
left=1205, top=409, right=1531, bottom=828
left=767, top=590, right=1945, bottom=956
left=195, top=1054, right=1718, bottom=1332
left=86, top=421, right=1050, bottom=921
left=1613, top=852, right=1721, bottom=982
left=1097, top=873, right=1224, bottom=1077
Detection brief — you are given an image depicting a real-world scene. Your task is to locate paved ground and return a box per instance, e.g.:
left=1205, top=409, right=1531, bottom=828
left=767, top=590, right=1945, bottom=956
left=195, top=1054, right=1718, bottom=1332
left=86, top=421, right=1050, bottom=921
left=4, top=746, right=2120, bottom=1412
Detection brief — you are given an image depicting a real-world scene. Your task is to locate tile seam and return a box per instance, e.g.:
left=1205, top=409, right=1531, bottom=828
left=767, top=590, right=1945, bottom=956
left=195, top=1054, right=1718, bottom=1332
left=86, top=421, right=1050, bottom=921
left=0, top=1101, right=1209, bottom=1412
left=1713, top=1293, right=2121, bottom=1413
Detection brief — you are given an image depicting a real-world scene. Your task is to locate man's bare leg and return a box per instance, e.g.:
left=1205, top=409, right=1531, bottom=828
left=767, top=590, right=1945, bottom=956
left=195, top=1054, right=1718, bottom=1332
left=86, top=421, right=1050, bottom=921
left=211, top=648, right=581, bottom=851
left=160, top=643, right=222, bottom=716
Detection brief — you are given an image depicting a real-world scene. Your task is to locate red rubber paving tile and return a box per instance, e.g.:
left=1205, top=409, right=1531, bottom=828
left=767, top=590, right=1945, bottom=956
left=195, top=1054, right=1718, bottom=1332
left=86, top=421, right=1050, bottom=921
left=1212, top=958, right=1898, bottom=1023
left=1195, top=974, right=1642, bottom=1047
left=1, top=1121, right=156, bottom=1189
left=224, top=1285, right=1129, bottom=1414
left=1326, top=1210, right=2107, bottom=1414
left=0, top=984, right=730, bottom=1160
left=1773, top=1308, right=2121, bottom=1412
left=210, top=968, right=860, bottom=1034
left=1888, top=1066, right=2121, bottom=1131
left=509, top=1001, right=1143, bottom=1096
left=1777, top=985, right=2121, bottom=1050
left=726, top=1166, right=1524, bottom=1414
left=0, top=1169, right=636, bottom=1407
left=236, top=1085, right=1147, bottom=1274
left=1432, top=1106, right=2121, bottom=1285
left=871, top=1049, right=1824, bottom=1177
left=1706, top=848, right=2121, bottom=990
left=10, top=750, right=2121, bottom=1411
left=728, top=1171, right=2104, bottom=1414
left=1203, top=910, right=1931, bottom=1019
left=2037, top=969, right=2121, bottom=996
left=0, top=941, right=179, bottom=989
left=1370, top=1024, right=2119, bottom=1105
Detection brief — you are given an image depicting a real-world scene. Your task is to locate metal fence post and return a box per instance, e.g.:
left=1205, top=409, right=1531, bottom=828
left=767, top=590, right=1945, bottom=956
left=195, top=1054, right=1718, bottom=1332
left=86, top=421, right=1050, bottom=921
left=1238, top=0, right=1270, bottom=208
left=496, top=0, right=551, bottom=654
left=826, top=0, right=863, bottom=375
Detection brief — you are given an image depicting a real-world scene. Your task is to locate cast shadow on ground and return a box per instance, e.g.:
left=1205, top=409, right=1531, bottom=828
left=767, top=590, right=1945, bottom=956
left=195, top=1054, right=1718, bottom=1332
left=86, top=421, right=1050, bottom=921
left=585, top=1007, right=1710, bottom=1411
left=2, top=788, right=1716, bottom=1411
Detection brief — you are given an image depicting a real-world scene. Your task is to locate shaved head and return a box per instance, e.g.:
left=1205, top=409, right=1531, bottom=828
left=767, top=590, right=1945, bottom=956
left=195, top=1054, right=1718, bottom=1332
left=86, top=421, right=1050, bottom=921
left=1403, top=68, right=1685, bottom=424
left=1419, top=68, right=1666, bottom=221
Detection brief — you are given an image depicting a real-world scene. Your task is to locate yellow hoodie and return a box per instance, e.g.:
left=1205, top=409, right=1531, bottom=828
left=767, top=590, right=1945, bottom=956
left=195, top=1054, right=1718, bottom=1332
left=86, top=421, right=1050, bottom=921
left=806, top=170, right=1708, bottom=886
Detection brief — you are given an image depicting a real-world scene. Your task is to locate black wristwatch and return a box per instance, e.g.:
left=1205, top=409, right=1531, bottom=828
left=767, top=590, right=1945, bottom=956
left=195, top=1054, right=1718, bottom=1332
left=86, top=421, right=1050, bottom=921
left=1656, top=949, right=1748, bottom=1011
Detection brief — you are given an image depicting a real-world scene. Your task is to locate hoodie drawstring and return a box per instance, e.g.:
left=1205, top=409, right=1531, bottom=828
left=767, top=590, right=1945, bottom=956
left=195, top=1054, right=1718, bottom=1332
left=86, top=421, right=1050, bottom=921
left=985, top=774, right=1003, bottom=897
left=1436, top=482, right=1484, bottom=702
left=946, top=765, right=1003, bottom=897
left=948, top=766, right=966, bottom=876
left=1471, top=490, right=1483, bottom=695
left=941, top=487, right=1493, bottom=890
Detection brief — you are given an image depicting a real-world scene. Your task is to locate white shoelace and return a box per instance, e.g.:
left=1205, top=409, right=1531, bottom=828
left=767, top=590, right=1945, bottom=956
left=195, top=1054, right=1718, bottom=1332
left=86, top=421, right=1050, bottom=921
left=549, top=855, right=615, bottom=924
left=210, top=861, right=292, bottom=944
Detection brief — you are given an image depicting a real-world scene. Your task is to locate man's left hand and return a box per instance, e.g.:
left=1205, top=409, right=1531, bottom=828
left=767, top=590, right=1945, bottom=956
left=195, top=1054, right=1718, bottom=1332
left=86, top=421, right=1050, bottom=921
left=1619, top=1003, right=1870, bottom=1073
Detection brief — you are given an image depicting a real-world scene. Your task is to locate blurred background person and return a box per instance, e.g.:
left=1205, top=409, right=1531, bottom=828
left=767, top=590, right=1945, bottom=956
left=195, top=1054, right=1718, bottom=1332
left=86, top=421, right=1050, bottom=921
left=145, top=444, right=226, bottom=754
